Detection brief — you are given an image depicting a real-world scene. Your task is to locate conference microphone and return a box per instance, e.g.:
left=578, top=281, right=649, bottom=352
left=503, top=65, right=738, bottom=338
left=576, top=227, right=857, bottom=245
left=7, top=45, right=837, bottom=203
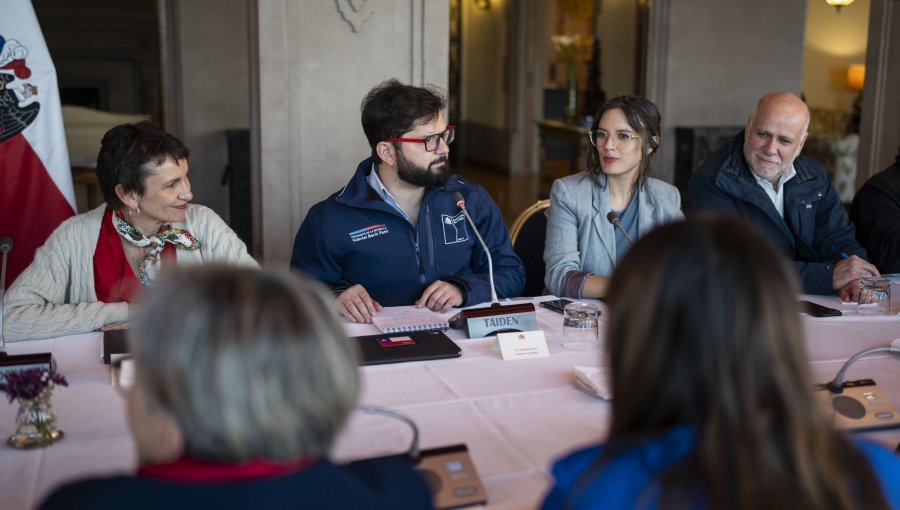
left=815, top=346, right=900, bottom=431
left=0, top=236, right=54, bottom=375
left=606, top=212, right=634, bottom=246
left=356, top=404, right=487, bottom=508
left=453, top=192, right=497, bottom=303
left=825, top=346, right=900, bottom=394
left=0, top=236, right=12, bottom=292
left=448, top=193, right=537, bottom=339
left=357, top=404, right=421, bottom=463
left=1, top=236, right=12, bottom=354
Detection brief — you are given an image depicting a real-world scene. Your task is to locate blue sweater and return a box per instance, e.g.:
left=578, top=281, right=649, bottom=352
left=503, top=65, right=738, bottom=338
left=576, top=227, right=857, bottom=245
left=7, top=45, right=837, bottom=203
left=542, top=427, right=900, bottom=509
left=292, top=159, right=524, bottom=306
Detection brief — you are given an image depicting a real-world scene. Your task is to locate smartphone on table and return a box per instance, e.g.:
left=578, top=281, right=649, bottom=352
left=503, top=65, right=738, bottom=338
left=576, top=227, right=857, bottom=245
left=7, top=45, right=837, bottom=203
left=800, top=300, right=842, bottom=317
left=539, top=298, right=574, bottom=314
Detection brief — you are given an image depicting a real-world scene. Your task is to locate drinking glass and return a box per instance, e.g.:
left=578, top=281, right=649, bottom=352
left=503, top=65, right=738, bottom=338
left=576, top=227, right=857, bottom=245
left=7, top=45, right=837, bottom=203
left=857, top=277, right=891, bottom=315
left=562, top=302, right=600, bottom=351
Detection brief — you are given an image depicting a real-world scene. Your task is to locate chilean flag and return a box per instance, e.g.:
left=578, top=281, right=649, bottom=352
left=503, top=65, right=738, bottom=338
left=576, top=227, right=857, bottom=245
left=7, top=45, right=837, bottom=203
left=0, top=1, right=76, bottom=287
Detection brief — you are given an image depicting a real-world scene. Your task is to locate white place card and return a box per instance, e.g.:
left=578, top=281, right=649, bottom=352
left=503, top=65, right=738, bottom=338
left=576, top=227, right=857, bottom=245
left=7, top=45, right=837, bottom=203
left=497, top=330, right=549, bottom=360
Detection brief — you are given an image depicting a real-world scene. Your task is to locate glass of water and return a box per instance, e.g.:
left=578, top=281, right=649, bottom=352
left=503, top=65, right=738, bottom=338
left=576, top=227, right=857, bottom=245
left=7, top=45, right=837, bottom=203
left=562, top=301, right=600, bottom=351
left=857, top=277, right=891, bottom=315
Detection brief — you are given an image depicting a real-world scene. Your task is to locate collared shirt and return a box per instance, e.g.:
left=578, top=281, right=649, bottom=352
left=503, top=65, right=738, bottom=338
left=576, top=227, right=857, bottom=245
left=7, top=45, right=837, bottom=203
left=754, top=164, right=797, bottom=217
left=367, top=163, right=415, bottom=225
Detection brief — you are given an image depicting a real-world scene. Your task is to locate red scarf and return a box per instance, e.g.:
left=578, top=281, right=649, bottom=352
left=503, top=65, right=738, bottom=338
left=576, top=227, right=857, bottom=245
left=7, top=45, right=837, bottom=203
left=93, top=208, right=174, bottom=303
left=138, top=456, right=317, bottom=483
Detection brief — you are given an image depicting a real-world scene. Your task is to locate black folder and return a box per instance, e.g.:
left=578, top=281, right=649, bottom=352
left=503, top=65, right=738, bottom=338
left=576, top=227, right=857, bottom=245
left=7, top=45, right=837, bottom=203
left=351, top=330, right=461, bottom=366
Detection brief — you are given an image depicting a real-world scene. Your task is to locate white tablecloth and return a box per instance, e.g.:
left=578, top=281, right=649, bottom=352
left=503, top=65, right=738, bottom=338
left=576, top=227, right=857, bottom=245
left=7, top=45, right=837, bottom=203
left=2, top=295, right=899, bottom=510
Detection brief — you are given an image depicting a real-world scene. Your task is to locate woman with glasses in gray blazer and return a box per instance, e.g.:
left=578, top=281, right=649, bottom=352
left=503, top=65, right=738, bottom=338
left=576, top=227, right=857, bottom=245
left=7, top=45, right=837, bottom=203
left=544, top=96, right=683, bottom=299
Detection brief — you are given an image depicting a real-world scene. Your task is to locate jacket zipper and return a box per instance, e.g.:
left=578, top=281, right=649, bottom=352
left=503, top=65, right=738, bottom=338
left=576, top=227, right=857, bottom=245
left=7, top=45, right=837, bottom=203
left=414, top=206, right=428, bottom=285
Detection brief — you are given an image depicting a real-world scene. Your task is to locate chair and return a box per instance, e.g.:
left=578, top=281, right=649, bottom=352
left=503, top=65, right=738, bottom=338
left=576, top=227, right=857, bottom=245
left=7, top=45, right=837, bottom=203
left=509, top=199, right=550, bottom=297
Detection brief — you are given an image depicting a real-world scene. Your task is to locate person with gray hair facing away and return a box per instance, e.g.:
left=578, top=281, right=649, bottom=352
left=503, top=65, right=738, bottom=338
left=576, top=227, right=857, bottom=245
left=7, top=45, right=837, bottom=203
left=37, top=266, right=433, bottom=510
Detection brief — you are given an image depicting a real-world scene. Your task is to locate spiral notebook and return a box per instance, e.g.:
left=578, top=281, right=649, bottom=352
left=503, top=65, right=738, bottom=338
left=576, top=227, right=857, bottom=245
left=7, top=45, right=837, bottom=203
left=371, top=306, right=450, bottom=333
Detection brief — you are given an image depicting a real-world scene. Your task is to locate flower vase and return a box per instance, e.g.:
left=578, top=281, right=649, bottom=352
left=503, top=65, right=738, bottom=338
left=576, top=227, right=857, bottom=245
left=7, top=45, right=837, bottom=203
left=7, top=396, right=64, bottom=449
left=564, top=60, right=578, bottom=123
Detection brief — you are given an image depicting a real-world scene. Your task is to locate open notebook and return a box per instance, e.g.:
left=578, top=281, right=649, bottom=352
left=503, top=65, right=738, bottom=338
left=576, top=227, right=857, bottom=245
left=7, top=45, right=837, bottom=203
left=371, top=306, right=450, bottom=333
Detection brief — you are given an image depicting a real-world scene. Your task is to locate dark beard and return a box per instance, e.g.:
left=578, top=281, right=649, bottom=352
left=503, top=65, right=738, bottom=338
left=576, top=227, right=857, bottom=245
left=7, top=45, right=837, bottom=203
left=396, top=151, right=451, bottom=189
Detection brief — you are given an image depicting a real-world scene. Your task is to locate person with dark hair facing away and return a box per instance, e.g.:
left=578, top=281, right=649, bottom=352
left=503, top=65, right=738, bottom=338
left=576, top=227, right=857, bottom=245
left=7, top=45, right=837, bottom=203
left=850, top=147, right=900, bottom=273
left=544, top=96, right=682, bottom=299
left=38, top=266, right=434, bottom=510
left=687, top=92, right=878, bottom=301
left=541, top=216, right=900, bottom=510
left=2, top=121, right=256, bottom=341
left=291, top=79, right=524, bottom=323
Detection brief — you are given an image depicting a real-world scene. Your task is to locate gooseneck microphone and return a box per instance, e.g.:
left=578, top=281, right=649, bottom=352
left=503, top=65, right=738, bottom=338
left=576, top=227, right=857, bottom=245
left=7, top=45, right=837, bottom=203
left=453, top=192, right=498, bottom=304
left=357, top=404, right=420, bottom=464
left=606, top=212, right=635, bottom=247
left=1, top=236, right=12, bottom=354
left=0, top=236, right=12, bottom=291
left=826, top=347, right=900, bottom=394
left=447, top=193, right=537, bottom=338
left=0, top=236, right=55, bottom=371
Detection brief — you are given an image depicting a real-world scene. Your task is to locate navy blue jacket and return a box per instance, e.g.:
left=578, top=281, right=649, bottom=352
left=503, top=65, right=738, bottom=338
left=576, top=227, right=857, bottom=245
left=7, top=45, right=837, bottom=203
left=291, top=159, right=525, bottom=306
left=38, top=456, right=434, bottom=510
left=687, top=132, right=866, bottom=294
left=850, top=153, right=900, bottom=273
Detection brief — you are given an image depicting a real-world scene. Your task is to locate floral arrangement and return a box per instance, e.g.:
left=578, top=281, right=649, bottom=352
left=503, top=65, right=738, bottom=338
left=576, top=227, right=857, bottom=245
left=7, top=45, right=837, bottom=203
left=0, top=368, right=68, bottom=403
left=551, top=34, right=582, bottom=64
left=551, top=34, right=585, bottom=120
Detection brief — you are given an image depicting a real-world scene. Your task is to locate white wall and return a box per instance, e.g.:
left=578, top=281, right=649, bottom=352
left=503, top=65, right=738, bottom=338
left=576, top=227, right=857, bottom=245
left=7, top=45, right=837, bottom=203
left=596, top=0, right=638, bottom=99
left=461, top=0, right=507, bottom=128
left=253, top=0, right=449, bottom=264
left=648, top=0, right=807, bottom=181
left=176, top=0, right=251, bottom=219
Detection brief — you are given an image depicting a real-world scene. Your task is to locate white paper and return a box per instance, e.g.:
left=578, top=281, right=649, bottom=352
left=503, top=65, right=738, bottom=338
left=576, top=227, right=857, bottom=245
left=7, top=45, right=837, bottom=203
left=497, top=330, right=549, bottom=360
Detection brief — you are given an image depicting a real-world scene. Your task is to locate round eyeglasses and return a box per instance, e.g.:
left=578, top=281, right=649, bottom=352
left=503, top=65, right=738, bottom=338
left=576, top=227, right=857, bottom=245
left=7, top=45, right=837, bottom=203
left=589, top=129, right=640, bottom=150
left=385, top=125, right=455, bottom=152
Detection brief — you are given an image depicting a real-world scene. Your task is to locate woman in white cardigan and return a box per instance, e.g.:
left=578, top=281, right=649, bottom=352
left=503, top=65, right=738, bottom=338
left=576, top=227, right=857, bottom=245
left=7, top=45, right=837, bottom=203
left=544, top=96, right=683, bottom=299
left=3, top=122, right=257, bottom=341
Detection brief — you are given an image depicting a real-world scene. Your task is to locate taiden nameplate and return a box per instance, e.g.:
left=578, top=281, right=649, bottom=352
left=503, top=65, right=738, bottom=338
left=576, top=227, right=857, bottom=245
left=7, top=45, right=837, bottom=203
left=463, top=303, right=537, bottom=339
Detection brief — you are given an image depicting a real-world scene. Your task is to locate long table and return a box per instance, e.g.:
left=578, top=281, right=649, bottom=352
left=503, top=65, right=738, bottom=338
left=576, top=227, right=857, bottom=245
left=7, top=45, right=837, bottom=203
left=2, top=295, right=899, bottom=510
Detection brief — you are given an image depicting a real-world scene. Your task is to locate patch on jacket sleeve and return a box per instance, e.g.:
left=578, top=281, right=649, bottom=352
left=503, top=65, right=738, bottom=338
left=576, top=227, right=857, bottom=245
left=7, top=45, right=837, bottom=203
left=442, top=211, right=469, bottom=244
left=349, top=224, right=389, bottom=242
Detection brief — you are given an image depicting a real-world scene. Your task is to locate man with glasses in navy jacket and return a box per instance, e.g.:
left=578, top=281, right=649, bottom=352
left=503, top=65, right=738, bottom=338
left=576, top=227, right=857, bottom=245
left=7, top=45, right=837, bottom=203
left=292, top=79, right=524, bottom=323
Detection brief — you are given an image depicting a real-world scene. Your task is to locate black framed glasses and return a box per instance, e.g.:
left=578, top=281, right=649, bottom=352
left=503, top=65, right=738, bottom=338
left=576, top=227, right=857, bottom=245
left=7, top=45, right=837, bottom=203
left=589, top=129, right=640, bottom=149
left=385, top=125, right=456, bottom=152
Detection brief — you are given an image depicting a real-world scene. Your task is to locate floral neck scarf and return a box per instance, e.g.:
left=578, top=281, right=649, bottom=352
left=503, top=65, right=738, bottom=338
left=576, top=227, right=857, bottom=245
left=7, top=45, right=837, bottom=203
left=112, top=210, right=201, bottom=286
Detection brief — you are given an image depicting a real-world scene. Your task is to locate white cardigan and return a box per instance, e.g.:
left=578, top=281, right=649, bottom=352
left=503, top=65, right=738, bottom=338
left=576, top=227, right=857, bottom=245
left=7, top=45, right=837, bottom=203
left=2, top=204, right=258, bottom=341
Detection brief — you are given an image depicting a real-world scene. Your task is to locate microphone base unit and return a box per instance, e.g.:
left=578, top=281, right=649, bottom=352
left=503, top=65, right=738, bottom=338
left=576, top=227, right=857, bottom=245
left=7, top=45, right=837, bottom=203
left=815, top=379, right=900, bottom=431
left=355, top=443, right=487, bottom=510
left=0, top=352, right=55, bottom=384
left=458, top=302, right=538, bottom=339
left=415, top=444, right=487, bottom=509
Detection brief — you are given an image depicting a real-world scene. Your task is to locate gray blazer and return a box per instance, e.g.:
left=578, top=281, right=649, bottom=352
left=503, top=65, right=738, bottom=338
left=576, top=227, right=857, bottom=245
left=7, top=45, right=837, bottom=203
left=544, top=171, right=683, bottom=297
